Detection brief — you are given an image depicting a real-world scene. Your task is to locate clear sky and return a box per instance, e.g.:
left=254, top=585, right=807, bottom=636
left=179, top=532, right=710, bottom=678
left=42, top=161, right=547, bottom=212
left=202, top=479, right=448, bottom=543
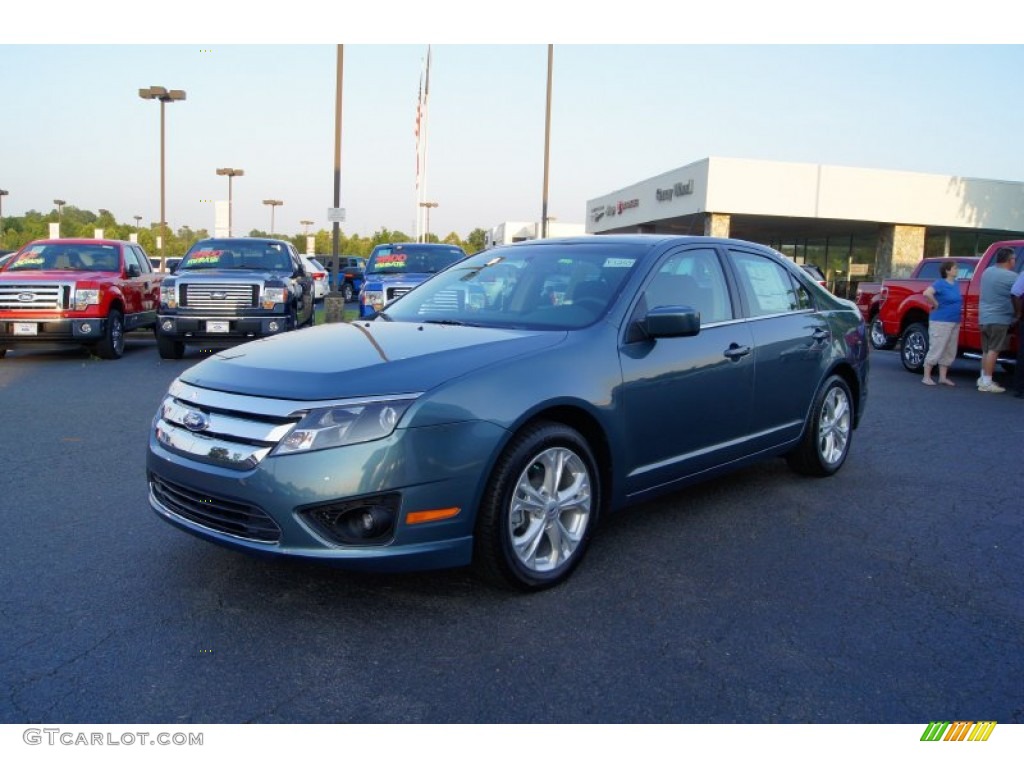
left=1, top=3, right=1020, bottom=241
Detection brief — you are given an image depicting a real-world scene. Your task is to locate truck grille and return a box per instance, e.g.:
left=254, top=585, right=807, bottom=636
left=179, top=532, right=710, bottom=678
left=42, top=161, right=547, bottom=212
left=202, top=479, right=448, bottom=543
left=0, top=282, right=71, bottom=310
left=181, top=283, right=259, bottom=310
left=150, top=474, right=281, bottom=542
left=387, top=287, right=411, bottom=301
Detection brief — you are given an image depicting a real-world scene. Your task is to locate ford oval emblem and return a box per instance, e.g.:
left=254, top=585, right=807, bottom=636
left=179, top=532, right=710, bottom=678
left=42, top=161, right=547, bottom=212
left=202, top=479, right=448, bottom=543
left=182, top=409, right=210, bottom=432
left=18, top=292, right=36, bottom=302
left=211, top=291, right=227, bottom=300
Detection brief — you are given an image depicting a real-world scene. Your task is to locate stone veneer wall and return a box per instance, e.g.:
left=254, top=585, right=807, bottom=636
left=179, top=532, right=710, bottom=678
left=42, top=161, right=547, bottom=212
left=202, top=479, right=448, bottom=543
left=876, top=224, right=925, bottom=278
left=704, top=213, right=731, bottom=238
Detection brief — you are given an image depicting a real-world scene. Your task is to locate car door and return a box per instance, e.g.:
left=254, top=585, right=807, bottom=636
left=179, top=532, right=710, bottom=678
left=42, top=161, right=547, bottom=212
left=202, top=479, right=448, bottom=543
left=119, top=246, right=148, bottom=330
left=131, top=245, right=160, bottom=320
left=727, top=247, right=831, bottom=450
left=619, top=245, right=756, bottom=497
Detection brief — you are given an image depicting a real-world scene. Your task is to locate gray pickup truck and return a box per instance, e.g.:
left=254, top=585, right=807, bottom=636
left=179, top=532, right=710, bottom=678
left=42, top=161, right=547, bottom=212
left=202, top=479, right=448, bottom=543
left=155, top=237, right=314, bottom=359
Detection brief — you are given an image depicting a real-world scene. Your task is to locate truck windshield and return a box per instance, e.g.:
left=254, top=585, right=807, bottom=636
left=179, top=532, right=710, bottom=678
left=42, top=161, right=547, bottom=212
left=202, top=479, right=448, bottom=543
left=366, top=244, right=466, bottom=275
left=180, top=241, right=293, bottom=271
left=6, top=244, right=121, bottom=272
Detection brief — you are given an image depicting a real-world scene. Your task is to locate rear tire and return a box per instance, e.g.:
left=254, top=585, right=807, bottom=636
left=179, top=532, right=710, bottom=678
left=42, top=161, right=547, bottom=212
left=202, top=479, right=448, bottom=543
left=900, top=322, right=928, bottom=373
left=341, top=282, right=355, bottom=303
left=869, top=317, right=895, bottom=350
left=787, top=374, right=854, bottom=477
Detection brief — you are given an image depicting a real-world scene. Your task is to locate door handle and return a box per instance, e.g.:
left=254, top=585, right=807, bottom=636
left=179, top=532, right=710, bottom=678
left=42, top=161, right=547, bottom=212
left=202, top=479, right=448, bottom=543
left=812, top=329, right=831, bottom=342
left=723, top=344, right=751, bottom=360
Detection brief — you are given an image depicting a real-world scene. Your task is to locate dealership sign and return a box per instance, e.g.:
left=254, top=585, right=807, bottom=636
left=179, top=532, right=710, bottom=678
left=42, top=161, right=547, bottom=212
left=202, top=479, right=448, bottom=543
left=656, top=180, right=695, bottom=202
left=591, top=199, right=640, bottom=224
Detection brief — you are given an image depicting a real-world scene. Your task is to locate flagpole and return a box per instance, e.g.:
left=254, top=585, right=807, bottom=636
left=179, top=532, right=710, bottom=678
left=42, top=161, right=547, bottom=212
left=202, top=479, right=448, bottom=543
left=420, top=46, right=431, bottom=242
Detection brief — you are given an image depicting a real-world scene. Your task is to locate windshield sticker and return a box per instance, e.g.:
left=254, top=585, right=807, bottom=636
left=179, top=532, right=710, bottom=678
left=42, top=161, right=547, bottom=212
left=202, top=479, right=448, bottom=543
left=603, top=258, right=635, bottom=268
left=375, top=255, right=407, bottom=268
left=187, top=251, right=223, bottom=265
left=16, top=256, right=45, bottom=267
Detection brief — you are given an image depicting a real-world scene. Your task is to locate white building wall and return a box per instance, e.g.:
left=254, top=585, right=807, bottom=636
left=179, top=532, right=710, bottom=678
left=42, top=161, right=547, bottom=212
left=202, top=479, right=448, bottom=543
left=588, top=156, right=1024, bottom=233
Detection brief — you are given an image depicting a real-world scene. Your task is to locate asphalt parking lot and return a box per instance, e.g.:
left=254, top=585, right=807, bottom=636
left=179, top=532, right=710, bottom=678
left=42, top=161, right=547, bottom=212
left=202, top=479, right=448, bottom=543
left=0, top=334, right=1021, bottom=724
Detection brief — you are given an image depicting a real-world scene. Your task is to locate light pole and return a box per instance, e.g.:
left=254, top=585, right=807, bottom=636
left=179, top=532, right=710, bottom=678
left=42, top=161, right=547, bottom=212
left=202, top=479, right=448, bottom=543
left=262, top=199, right=283, bottom=237
left=139, top=85, right=186, bottom=269
left=216, top=167, right=244, bottom=236
left=419, top=201, right=438, bottom=242
left=53, top=199, right=66, bottom=237
left=300, top=219, right=314, bottom=235
left=0, top=190, right=7, bottom=244
left=133, top=215, right=142, bottom=229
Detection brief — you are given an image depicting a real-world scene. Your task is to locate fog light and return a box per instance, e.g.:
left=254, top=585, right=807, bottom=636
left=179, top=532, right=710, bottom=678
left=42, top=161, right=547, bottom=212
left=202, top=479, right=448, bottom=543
left=268, top=320, right=280, bottom=333
left=79, top=322, right=93, bottom=334
left=301, top=494, right=400, bottom=545
left=161, top=320, right=174, bottom=332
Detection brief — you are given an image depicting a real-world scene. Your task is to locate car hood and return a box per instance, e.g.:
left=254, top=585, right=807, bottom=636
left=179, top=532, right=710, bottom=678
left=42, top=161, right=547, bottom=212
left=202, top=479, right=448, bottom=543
left=180, top=321, right=566, bottom=400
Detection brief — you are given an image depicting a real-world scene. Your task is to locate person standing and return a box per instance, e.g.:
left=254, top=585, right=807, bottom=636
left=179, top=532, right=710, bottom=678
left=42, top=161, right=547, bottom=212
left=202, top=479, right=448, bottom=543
left=922, top=259, right=962, bottom=386
left=1011, top=263, right=1024, bottom=398
left=977, top=248, right=1017, bottom=393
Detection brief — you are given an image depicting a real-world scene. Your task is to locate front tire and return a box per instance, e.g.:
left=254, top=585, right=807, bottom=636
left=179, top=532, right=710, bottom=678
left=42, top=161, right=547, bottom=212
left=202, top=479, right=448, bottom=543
left=156, top=332, right=185, bottom=359
left=474, top=421, right=599, bottom=591
left=95, top=309, right=125, bottom=359
left=786, top=374, right=854, bottom=477
left=900, top=322, right=928, bottom=372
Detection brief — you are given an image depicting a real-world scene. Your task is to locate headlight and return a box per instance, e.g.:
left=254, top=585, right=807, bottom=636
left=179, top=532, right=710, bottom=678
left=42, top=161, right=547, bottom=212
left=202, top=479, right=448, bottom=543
left=272, top=398, right=416, bottom=455
left=160, top=282, right=177, bottom=309
left=362, top=289, right=385, bottom=310
left=263, top=286, right=287, bottom=309
left=74, top=288, right=100, bottom=311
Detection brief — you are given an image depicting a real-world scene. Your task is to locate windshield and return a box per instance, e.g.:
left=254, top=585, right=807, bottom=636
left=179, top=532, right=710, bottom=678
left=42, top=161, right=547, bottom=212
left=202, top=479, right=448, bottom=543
left=5, top=243, right=121, bottom=272
left=180, top=241, right=293, bottom=271
left=366, top=244, right=466, bottom=275
left=379, top=243, right=644, bottom=330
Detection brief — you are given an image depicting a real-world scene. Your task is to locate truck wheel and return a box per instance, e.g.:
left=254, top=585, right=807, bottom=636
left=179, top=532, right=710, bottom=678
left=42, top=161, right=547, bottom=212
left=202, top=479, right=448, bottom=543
left=869, top=317, right=895, bottom=350
left=900, top=322, right=928, bottom=372
left=786, top=374, right=853, bottom=477
left=95, top=309, right=125, bottom=360
left=156, top=332, right=185, bottom=359
left=341, top=282, right=355, bottom=303
left=0, top=348, right=7, bottom=359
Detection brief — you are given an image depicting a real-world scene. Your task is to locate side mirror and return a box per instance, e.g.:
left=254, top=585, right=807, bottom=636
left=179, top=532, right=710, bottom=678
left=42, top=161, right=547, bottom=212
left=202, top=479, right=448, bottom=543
left=642, top=305, right=701, bottom=338
left=126, top=264, right=141, bottom=278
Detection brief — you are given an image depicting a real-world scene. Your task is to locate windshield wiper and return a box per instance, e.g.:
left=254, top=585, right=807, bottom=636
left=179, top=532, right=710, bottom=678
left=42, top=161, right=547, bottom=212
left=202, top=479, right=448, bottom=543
left=421, top=318, right=477, bottom=327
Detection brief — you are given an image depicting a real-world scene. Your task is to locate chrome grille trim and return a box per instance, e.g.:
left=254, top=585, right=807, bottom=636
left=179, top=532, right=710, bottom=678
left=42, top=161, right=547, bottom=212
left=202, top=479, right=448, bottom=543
left=0, top=282, right=72, bottom=310
left=181, top=283, right=258, bottom=310
left=156, top=379, right=422, bottom=469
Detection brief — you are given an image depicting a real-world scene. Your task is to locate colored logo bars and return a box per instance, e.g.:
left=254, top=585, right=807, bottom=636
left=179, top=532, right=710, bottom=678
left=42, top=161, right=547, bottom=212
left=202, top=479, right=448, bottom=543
left=921, top=721, right=997, bottom=742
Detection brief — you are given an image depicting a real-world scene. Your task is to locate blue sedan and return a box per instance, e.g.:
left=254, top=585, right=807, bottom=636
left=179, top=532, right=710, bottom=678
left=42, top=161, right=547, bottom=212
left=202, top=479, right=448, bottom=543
left=147, top=235, right=868, bottom=590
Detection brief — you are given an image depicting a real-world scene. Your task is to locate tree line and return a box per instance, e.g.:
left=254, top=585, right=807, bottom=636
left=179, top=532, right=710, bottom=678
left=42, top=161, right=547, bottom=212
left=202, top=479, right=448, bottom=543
left=0, top=205, right=491, bottom=257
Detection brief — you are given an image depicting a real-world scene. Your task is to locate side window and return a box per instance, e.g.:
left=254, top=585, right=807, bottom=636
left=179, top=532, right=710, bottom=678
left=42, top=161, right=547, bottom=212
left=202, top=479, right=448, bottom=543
left=644, top=247, right=732, bottom=324
left=916, top=262, right=940, bottom=279
left=730, top=250, right=811, bottom=317
left=122, top=247, right=142, bottom=275
left=132, top=246, right=154, bottom=273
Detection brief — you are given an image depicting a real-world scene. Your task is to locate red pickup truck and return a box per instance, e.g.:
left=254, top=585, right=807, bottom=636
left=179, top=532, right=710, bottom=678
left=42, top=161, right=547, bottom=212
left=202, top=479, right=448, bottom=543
left=873, top=241, right=1024, bottom=372
left=0, top=238, right=163, bottom=359
left=856, top=256, right=980, bottom=350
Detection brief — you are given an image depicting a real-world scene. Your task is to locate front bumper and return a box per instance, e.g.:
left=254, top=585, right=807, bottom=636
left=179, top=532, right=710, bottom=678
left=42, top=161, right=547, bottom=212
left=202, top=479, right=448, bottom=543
left=146, top=418, right=508, bottom=573
left=157, top=313, right=293, bottom=341
left=0, top=316, right=106, bottom=346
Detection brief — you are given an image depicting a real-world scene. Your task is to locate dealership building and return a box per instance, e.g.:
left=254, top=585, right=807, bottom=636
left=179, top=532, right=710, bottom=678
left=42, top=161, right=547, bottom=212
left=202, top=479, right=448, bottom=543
left=585, top=157, right=1024, bottom=284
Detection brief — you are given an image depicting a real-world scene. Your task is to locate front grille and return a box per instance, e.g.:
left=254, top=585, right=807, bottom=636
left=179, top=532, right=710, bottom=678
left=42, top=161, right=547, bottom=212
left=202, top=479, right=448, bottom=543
left=387, top=287, right=411, bottom=301
left=0, top=283, right=70, bottom=310
left=181, top=283, right=259, bottom=310
left=150, top=474, right=281, bottom=542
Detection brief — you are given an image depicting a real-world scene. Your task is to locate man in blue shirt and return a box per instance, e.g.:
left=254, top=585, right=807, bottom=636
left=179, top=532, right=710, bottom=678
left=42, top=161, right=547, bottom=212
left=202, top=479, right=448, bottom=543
left=977, top=248, right=1017, bottom=393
